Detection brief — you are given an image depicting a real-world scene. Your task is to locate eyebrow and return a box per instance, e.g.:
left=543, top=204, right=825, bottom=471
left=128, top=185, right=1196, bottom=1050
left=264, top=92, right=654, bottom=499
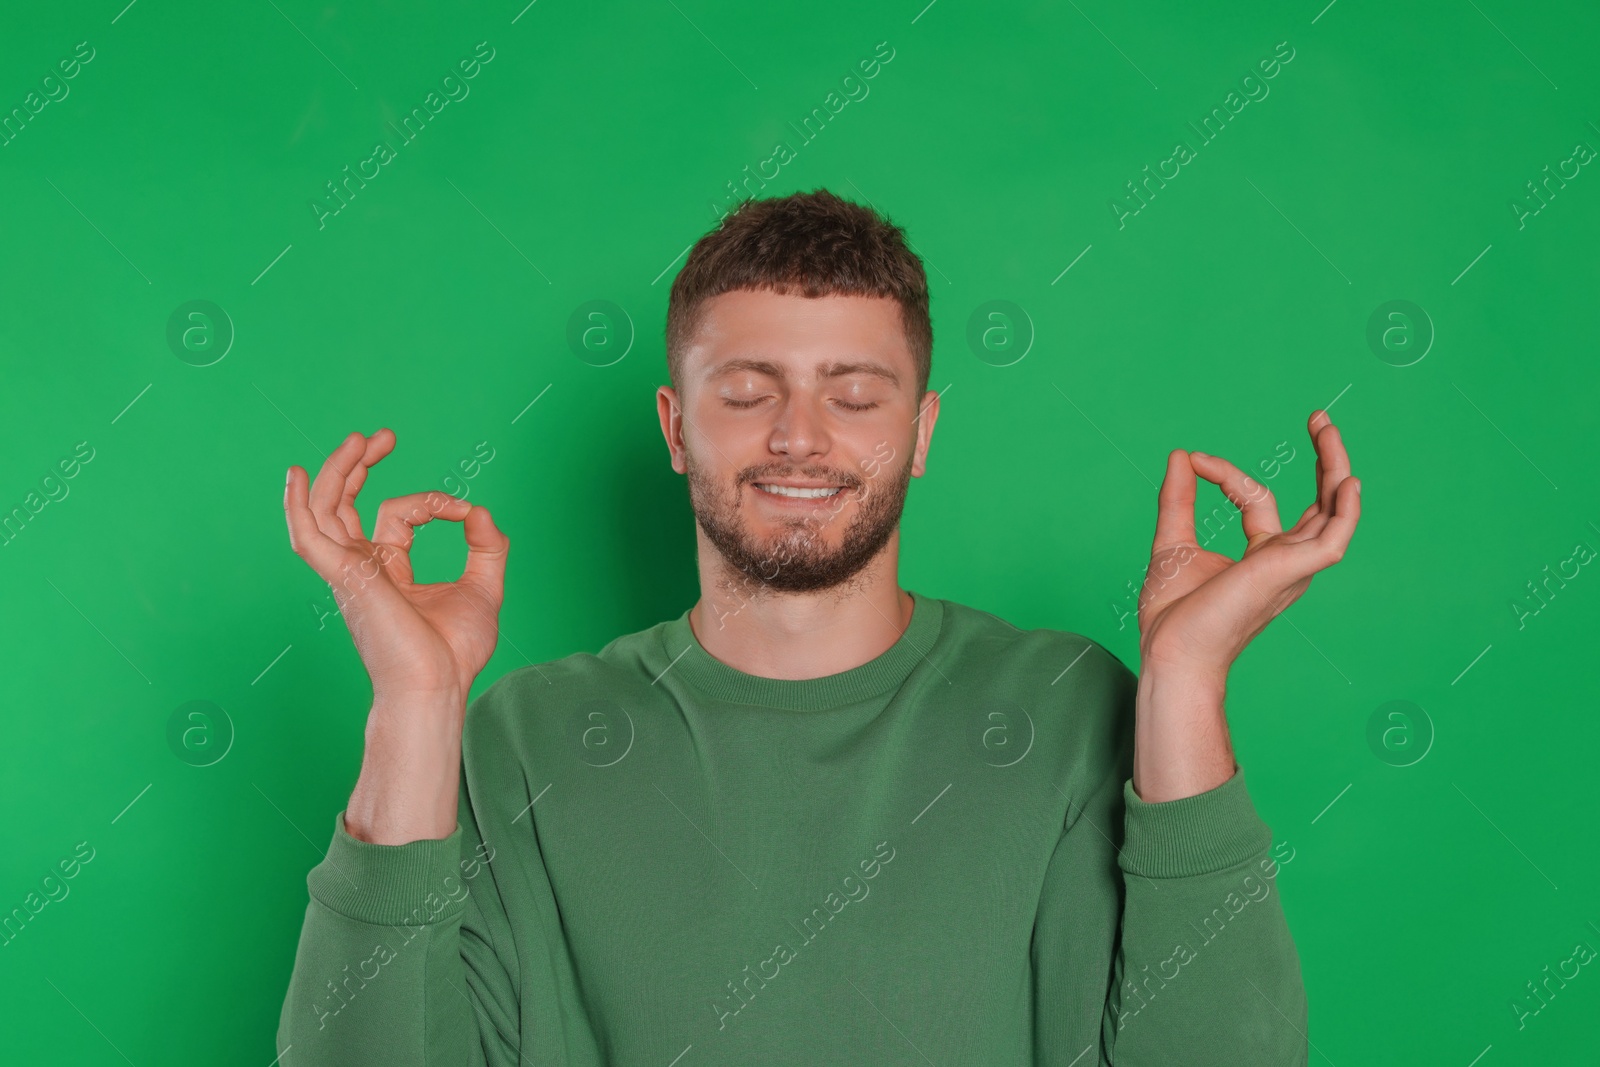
left=703, top=358, right=901, bottom=388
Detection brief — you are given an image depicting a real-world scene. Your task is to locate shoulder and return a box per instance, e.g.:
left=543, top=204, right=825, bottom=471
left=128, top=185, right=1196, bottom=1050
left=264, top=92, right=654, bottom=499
left=934, top=597, right=1138, bottom=698
left=462, top=615, right=674, bottom=748
left=932, top=598, right=1137, bottom=782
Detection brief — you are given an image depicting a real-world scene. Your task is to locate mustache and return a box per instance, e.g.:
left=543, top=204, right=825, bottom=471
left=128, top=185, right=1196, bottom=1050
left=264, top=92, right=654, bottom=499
left=740, top=466, right=862, bottom=489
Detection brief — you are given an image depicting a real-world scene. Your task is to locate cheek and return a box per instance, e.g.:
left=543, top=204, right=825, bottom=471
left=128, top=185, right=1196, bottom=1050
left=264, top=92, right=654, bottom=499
left=691, top=396, right=772, bottom=450
left=683, top=444, right=744, bottom=499
left=853, top=427, right=907, bottom=476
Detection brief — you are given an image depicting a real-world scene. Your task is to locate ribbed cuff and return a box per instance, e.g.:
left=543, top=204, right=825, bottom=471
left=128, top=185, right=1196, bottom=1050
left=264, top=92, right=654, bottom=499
left=1118, top=766, right=1273, bottom=879
left=306, top=810, right=468, bottom=926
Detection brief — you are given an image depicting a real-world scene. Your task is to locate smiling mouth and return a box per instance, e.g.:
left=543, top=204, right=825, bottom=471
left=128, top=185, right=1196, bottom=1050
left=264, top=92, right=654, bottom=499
left=753, top=483, right=845, bottom=499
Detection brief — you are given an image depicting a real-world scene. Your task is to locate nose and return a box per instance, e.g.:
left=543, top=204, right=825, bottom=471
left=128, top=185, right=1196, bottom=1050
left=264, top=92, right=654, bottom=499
left=768, top=393, right=830, bottom=463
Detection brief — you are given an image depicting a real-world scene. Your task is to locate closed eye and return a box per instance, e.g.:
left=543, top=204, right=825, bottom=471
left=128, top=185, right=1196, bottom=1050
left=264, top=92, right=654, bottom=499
left=723, top=398, right=879, bottom=411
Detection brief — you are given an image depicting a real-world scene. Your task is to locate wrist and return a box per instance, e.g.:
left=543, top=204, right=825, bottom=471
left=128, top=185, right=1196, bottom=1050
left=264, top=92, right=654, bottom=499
left=372, top=670, right=467, bottom=701
left=1133, top=661, right=1235, bottom=803
left=1139, top=647, right=1232, bottom=692
left=364, top=695, right=466, bottom=755
left=370, top=684, right=466, bottom=718
left=348, top=692, right=467, bottom=842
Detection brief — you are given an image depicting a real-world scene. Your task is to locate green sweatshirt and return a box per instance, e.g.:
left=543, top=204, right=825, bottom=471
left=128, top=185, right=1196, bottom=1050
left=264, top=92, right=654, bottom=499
left=276, top=590, right=1307, bottom=1066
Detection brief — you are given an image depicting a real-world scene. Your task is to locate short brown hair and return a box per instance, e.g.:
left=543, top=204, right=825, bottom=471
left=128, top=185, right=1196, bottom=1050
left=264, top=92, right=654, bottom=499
left=665, top=188, right=932, bottom=397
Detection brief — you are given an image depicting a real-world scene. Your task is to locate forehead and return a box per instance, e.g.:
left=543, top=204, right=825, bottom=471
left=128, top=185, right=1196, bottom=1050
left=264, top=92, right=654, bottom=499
left=681, top=289, right=912, bottom=381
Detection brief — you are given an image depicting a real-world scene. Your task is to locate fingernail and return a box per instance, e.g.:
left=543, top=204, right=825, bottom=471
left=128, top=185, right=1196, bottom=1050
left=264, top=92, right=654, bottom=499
left=1355, top=479, right=1362, bottom=495
left=285, top=467, right=291, bottom=485
left=1191, top=451, right=1209, bottom=459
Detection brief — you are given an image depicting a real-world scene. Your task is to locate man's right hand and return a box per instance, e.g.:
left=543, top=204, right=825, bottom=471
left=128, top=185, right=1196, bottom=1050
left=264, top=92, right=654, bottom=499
left=282, top=428, right=510, bottom=842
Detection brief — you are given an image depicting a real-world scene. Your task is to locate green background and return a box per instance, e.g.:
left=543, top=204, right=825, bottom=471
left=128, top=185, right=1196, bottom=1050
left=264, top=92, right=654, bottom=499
left=3, top=0, right=1596, bottom=1062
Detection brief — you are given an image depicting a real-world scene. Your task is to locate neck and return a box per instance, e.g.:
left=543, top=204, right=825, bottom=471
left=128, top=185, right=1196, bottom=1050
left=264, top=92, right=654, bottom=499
left=688, top=528, right=913, bottom=681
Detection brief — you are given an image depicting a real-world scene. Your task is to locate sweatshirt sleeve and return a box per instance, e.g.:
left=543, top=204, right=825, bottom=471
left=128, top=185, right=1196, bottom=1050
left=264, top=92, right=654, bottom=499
left=273, top=766, right=523, bottom=1066
left=1031, top=669, right=1307, bottom=1065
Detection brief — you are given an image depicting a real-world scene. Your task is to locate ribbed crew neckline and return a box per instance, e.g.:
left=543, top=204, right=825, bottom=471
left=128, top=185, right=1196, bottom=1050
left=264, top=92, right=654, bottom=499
left=658, top=590, right=945, bottom=710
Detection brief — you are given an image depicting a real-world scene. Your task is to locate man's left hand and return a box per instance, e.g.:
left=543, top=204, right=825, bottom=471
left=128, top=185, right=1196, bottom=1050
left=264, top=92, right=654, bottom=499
left=1137, top=409, right=1362, bottom=685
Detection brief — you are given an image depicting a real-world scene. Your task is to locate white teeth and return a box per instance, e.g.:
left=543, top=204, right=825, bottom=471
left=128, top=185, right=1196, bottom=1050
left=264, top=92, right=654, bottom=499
left=756, top=483, right=843, bottom=499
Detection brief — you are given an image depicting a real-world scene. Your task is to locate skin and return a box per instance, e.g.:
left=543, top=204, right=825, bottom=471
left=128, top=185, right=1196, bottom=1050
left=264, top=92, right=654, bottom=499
left=1132, top=412, right=1361, bottom=800
left=657, top=290, right=1361, bottom=801
left=656, top=288, right=940, bottom=681
left=283, top=290, right=1361, bottom=844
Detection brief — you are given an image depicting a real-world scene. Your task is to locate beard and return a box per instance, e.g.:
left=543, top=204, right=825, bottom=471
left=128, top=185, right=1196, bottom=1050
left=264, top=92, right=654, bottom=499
left=686, top=447, right=913, bottom=596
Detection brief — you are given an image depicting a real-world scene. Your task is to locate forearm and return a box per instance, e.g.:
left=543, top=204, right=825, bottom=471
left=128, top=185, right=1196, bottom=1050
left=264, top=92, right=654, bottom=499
left=1132, top=664, right=1236, bottom=803
left=275, top=801, right=493, bottom=1067
left=277, top=684, right=523, bottom=1067
left=345, top=693, right=467, bottom=844
left=1036, top=721, right=1306, bottom=1066
left=1108, top=800, right=1307, bottom=1067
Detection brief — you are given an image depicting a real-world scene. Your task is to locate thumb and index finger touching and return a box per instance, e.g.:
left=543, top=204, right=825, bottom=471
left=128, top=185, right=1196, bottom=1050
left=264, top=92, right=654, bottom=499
left=1152, top=410, right=1361, bottom=571
left=1153, top=447, right=1282, bottom=555
left=284, top=428, right=508, bottom=595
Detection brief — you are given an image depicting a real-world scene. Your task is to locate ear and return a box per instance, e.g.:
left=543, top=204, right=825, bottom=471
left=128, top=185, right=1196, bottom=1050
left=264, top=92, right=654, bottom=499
left=657, top=385, right=687, bottom=474
left=910, top=388, right=940, bottom=477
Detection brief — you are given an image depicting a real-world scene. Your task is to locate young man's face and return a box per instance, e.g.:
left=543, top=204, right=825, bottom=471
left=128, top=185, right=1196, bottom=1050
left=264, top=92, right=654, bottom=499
left=657, top=288, right=940, bottom=594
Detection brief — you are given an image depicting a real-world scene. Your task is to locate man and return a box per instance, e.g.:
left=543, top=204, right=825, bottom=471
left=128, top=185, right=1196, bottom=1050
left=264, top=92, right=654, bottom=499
left=277, top=188, right=1359, bottom=1066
